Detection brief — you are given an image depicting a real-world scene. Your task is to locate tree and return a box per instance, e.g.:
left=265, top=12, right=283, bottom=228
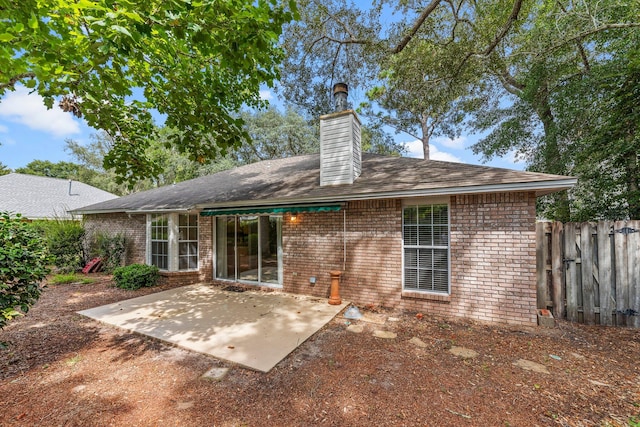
left=0, top=143, right=11, bottom=176
left=66, top=130, right=238, bottom=195
left=281, top=0, right=640, bottom=220
left=361, top=123, right=406, bottom=156
left=279, top=0, right=490, bottom=159
left=467, top=0, right=640, bottom=220
left=15, top=160, right=93, bottom=180
left=1, top=0, right=296, bottom=184
left=236, top=107, right=319, bottom=164
left=0, top=212, right=51, bottom=328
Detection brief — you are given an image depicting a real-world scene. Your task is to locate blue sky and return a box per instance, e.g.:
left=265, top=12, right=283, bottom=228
left=0, top=84, right=525, bottom=171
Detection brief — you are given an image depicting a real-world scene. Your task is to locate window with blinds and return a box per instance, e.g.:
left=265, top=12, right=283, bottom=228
left=403, top=204, right=449, bottom=294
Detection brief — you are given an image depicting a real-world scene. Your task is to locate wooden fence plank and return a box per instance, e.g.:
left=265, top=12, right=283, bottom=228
left=565, top=224, right=578, bottom=322
left=536, top=222, right=547, bottom=309
left=581, top=223, right=595, bottom=324
left=537, top=220, right=638, bottom=328
left=551, top=222, right=564, bottom=319
left=614, top=220, right=629, bottom=326
left=597, top=221, right=613, bottom=326
left=629, top=220, right=640, bottom=328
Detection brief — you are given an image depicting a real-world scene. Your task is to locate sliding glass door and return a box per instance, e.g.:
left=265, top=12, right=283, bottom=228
left=215, top=215, right=282, bottom=287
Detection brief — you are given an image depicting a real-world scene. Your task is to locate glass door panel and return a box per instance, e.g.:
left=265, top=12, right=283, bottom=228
left=238, top=216, right=259, bottom=281
left=260, top=216, right=281, bottom=284
left=215, top=217, right=236, bottom=279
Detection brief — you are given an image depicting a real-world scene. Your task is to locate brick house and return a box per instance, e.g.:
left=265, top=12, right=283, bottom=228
left=75, top=89, right=575, bottom=327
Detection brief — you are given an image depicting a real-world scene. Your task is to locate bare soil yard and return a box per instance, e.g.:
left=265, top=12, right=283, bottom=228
left=1, top=275, right=639, bottom=426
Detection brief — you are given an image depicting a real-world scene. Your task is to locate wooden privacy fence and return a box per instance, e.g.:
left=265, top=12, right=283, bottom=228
left=536, top=220, right=640, bottom=327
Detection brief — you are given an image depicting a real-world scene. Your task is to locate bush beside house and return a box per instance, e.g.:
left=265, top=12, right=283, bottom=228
left=113, top=264, right=159, bottom=290
left=0, top=212, right=52, bottom=328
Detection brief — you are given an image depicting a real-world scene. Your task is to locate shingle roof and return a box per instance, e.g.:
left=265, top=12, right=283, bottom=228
left=73, top=154, right=575, bottom=214
left=0, top=173, right=118, bottom=219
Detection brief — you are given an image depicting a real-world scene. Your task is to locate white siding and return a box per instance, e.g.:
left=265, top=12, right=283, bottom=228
left=319, top=111, right=362, bottom=186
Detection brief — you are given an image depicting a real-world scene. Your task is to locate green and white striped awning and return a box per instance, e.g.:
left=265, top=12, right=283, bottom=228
left=200, top=204, right=343, bottom=216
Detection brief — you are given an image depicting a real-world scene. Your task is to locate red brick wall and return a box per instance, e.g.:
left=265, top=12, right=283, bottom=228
left=84, top=213, right=146, bottom=265
left=282, top=193, right=537, bottom=326
left=282, top=199, right=403, bottom=304
left=84, top=213, right=214, bottom=283
left=447, top=192, right=538, bottom=326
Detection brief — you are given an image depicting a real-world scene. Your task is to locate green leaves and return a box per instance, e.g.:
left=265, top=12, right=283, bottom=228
left=1, top=0, right=297, bottom=186
left=0, top=212, right=52, bottom=329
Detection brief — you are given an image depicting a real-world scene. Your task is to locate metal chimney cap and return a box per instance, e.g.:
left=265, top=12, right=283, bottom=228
left=333, top=83, right=348, bottom=95
left=333, top=83, right=349, bottom=112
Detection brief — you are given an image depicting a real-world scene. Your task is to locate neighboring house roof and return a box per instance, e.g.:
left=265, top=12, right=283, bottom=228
left=0, top=173, right=119, bottom=219
left=73, top=153, right=576, bottom=215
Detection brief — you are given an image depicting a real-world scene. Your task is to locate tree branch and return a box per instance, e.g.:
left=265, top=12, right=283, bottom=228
left=541, top=23, right=640, bottom=56
left=450, top=0, right=524, bottom=78
left=498, top=68, right=525, bottom=95
left=392, top=0, right=442, bottom=54
left=1, top=72, right=36, bottom=91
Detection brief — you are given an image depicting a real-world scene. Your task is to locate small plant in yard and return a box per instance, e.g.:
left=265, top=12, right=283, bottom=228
left=113, top=264, right=159, bottom=290
left=49, top=273, right=95, bottom=285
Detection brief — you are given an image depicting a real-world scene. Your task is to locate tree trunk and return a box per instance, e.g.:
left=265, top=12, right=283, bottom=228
left=421, top=113, right=430, bottom=160
left=625, top=143, right=640, bottom=219
left=535, top=86, right=571, bottom=222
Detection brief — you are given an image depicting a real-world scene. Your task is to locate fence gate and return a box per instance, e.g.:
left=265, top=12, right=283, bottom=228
left=536, top=221, right=640, bottom=327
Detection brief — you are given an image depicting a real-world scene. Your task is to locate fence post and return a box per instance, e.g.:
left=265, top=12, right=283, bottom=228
left=614, top=220, right=629, bottom=326
left=536, top=222, right=547, bottom=309
left=629, top=220, right=640, bottom=328
left=565, top=224, right=578, bottom=322
left=597, top=221, right=613, bottom=326
left=551, top=222, right=564, bottom=319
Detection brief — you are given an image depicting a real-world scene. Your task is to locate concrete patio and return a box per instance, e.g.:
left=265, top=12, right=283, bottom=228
left=78, top=284, right=348, bottom=372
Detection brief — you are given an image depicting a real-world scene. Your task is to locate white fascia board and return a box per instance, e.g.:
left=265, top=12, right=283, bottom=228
left=72, top=207, right=198, bottom=215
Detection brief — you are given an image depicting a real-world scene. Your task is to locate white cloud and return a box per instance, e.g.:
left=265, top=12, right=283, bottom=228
left=430, top=145, right=463, bottom=163
left=0, top=86, right=81, bottom=137
left=259, top=90, right=273, bottom=101
left=403, top=139, right=424, bottom=158
left=402, top=139, right=463, bottom=163
left=504, top=149, right=527, bottom=165
left=433, top=135, right=467, bottom=149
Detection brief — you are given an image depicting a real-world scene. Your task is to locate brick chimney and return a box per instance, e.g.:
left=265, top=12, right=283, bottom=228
left=319, top=83, right=362, bottom=186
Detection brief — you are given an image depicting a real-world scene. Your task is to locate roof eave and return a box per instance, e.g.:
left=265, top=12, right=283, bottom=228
left=74, top=178, right=577, bottom=214
left=71, top=207, right=198, bottom=215
left=194, top=179, right=578, bottom=210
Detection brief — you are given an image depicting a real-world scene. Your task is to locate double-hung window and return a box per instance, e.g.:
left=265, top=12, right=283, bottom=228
left=148, top=213, right=198, bottom=271
left=403, top=203, right=450, bottom=294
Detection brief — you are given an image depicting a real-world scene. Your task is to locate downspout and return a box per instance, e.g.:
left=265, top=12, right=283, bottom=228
left=343, top=208, right=346, bottom=271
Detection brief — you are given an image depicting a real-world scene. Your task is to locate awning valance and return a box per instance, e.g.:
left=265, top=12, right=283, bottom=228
left=200, top=204, right=343, bottom=216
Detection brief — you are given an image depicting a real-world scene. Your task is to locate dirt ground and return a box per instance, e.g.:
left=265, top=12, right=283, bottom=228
left=1, top=275, right=639, bottom=427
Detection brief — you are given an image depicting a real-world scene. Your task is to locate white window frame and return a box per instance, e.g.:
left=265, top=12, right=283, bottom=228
left=146, top=213, right=199, bottom=271
left=402, top=197, right=450, bottom=295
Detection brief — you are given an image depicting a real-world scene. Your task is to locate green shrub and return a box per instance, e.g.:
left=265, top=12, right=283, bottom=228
left=113, top=264, right=159, bottom=290
left=92, top=232, right=127, bottom=273
left=0, top=212, right=52, bottom=328
left=41, top=218, right=85, bottom=273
